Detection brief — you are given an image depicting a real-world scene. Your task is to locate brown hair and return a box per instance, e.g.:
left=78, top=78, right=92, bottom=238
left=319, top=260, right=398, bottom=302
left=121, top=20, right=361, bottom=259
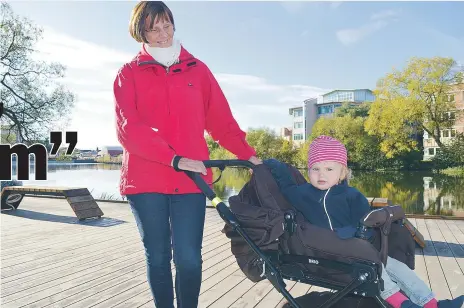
left=129, top=1, right=175, bottom=43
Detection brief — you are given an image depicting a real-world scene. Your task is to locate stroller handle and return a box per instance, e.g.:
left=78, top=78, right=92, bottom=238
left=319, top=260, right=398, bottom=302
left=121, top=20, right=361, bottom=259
left=202, top=159, right=255, bottom=170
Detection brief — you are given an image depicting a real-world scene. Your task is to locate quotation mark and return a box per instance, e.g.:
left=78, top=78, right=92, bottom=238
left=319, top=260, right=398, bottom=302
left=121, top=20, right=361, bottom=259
left=49, top=131, right=78, bottom=155
left=0, top=102, right=4, bottom=118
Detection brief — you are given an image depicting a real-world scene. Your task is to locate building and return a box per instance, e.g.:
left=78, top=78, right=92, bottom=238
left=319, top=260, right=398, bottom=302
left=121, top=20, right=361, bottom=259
left=423, top=83, right=464, bottom=160
left=98, top=146, right=123, bottom=157
left=287, top=89, right=375, bottom=145
left=288, top=105, right=305, bottom=146
left=280, top=127, right=292, bottom=142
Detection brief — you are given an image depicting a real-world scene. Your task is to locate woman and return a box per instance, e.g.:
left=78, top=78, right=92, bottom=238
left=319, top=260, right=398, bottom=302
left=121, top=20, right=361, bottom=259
left=113, top=1, right=261, bottom=307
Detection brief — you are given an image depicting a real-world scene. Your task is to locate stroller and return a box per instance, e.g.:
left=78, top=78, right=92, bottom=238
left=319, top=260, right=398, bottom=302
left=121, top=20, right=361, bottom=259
left=174, top=159, right=416, bottom=308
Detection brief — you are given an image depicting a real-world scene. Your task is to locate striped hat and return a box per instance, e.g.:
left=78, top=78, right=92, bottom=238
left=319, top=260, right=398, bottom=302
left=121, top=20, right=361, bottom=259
left=307, top=135, right=347, bottom=168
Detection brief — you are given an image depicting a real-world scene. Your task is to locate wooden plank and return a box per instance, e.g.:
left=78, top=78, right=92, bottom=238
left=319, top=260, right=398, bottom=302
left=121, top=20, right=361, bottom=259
left=435, top=220, right=464, bottom=295
left=254, top=280, right=297, bottom=308
left=416, top=219, right=452, bottom=300
left=424, top=219, right=464, bottom=299
left=274, top=283, right=312, bottom=308
left=62, top=188, right=93, bottom=197
left=408, top=219, right=431, bottom=289
left=67, top=195, right=95, bottom=203
left=445, top=221, right=464, bottom=248
left=206, top=277, right=256, bottom=308
left=198, top=269, right=247, bottom=307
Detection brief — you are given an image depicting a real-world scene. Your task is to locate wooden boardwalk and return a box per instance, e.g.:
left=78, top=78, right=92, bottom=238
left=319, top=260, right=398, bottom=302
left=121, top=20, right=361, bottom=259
left=1, top=196, right=464, bottom=308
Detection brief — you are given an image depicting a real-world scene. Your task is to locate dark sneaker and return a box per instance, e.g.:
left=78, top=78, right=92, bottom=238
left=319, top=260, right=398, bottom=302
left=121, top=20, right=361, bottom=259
left=400, top=300, right=422, bottom=308
left=438, top=295, right=464, bottom=308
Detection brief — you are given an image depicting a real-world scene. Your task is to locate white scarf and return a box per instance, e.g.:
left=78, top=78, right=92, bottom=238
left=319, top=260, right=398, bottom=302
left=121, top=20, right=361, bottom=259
left=145, top=39, right=181, bottom=67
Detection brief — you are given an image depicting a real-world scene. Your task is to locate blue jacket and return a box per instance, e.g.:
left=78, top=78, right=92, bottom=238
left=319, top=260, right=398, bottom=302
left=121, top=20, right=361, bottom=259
left=264, top=159, right=371, bottom=238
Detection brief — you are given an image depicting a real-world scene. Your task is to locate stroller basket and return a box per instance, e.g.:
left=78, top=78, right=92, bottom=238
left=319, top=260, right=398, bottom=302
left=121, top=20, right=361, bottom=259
left=174, top=159, right=393, bottom=308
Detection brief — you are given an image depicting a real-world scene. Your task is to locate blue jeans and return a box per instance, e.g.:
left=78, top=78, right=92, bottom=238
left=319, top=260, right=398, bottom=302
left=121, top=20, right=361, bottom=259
left=381, top=256, right=435, bottom=305
left=126, top=193, right=206, bottom=308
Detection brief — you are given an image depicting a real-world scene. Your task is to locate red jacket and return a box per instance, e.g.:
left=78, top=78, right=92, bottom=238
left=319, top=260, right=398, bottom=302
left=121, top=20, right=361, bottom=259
left=113, top=45, right=256, bottom=196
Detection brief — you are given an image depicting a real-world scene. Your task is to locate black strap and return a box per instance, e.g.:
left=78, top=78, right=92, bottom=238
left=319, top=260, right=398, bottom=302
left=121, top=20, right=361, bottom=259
left=172, top=156, right=183, bottom=171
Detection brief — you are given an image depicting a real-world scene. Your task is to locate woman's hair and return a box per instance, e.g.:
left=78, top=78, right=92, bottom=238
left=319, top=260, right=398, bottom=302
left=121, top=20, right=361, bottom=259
left=129, top=1, right=175, bottom=43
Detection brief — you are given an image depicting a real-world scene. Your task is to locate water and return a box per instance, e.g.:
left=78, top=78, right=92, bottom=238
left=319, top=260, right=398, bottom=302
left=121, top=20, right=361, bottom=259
left=7, top=162, right=464, bottom=217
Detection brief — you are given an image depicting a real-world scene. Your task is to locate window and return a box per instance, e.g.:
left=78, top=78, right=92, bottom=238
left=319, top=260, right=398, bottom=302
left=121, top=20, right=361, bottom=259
left=444, top=111, right=456, bottom=120
left=294, top=122, right=303, bottom=129
left=443, top=130, right=450, bottom=138
left=293, top=109, right=303, bottom=117
left=317, top=105, right=334, bottom=115
left=428, top=148, right=435, bottom=156
left=293, top=134, right=304, bottom=141
left=441, top=129, right=457, bottom=138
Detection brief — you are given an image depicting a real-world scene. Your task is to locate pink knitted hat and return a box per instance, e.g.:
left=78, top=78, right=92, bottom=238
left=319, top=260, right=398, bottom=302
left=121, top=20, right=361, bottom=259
left=307, top=135, right=347, bottom=168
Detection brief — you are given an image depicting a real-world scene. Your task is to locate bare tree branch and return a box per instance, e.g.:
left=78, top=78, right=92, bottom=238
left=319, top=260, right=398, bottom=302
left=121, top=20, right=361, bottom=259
left=0, top=2, right=75, bottom=143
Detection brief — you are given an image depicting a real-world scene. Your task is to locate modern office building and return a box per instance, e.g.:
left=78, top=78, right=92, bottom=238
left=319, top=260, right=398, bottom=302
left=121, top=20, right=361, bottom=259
left=285, top=89, right=375, bottom=145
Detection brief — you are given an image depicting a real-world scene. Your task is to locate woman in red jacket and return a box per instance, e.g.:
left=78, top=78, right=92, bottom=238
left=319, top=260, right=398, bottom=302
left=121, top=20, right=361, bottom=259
left=113, top=1, right=261, bottom=307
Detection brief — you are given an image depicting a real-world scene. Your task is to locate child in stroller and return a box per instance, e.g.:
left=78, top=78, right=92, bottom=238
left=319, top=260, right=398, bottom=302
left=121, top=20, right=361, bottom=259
left=264, top=135, right=463, bottom=308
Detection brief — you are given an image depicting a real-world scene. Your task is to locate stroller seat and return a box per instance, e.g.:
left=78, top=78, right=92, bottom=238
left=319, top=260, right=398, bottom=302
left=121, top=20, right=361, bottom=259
left=172, top=158, right=415, bottom=308
left=222, top=163, right=415, bottom=308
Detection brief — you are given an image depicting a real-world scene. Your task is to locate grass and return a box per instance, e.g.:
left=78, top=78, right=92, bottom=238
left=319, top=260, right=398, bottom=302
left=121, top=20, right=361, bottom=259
left=441, top=167, right=464, bottom=176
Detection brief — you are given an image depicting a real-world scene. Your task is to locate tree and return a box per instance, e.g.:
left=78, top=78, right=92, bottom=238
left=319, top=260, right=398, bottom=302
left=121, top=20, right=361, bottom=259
left=432, top=133, right=464, bottom=169
left=0, top=2, right=75, bottom=143
left=245, top=128, right=283, bottom=160
left=334, top=101, right=371, bottom=118
left=308, top=115, right=387, bottom=169
left=365, top=57, right=463, bottom=158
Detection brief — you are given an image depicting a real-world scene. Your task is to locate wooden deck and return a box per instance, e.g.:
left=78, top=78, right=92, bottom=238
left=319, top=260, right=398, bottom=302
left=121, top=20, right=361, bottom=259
left=1, top=196, right=464, bottom=307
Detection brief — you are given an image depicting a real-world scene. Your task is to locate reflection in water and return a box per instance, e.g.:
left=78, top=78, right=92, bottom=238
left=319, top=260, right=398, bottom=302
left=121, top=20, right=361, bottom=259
left=9, top=163, right=464, bottom=217
left=13, top=163, right=123, bottom=201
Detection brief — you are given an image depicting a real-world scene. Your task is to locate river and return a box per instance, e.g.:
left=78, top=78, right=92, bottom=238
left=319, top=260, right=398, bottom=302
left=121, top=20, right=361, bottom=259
left=7, top=162, right=464, bottom=217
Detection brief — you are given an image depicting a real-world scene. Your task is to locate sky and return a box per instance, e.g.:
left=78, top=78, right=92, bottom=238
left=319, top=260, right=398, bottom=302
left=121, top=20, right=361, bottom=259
left=6, top=1, right=464, bottom=149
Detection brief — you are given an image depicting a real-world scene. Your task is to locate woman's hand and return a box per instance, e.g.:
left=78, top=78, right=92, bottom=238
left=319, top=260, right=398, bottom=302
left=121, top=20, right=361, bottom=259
left=248, top=156, right=262, bottom=165
left=174, top=157, right=207, bottom=175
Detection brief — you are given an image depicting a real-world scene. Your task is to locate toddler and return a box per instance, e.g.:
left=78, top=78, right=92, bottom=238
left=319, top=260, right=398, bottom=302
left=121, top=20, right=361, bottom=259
left=264, top=135, right=463, bottom=308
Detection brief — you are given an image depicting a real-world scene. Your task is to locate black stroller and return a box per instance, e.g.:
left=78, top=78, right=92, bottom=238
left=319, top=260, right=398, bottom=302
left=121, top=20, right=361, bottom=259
left=174, top=159, right=416, bottom=308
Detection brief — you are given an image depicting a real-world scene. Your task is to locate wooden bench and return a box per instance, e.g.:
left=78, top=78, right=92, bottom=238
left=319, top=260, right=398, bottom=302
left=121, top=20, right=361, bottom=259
left=367, top=197, right=392, bottom=207
left=1, top=186, right=104, bottom=220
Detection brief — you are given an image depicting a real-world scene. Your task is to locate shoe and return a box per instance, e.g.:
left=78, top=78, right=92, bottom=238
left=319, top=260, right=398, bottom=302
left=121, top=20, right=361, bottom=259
left=438, top=295, right=464, bottom=308
left=400, top=300, right=422, bottom=308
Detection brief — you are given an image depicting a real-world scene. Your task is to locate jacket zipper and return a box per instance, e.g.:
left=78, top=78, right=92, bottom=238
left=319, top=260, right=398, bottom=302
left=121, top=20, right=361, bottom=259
left=165, top=66, right=170, bottom=115
left=322, top=188, right=333, bottom=230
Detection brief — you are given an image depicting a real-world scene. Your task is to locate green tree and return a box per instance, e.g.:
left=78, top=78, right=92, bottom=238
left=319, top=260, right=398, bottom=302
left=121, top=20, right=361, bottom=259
left=245, top=128, right=297, bottom=163
left=308, top=115, right=387, bottom=169
left=1, top=2, right=75, bottom=143
left=334, top=101, right=371, bottom=118
left=432, top=133, right=464, bottom=169
left=245, top=128, right=282, bottom=159
left=365, top=56, right=463, bottom=158
left=273, top=139, right=299, bottom=166
left=205, top=135, right=220, bottom=152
